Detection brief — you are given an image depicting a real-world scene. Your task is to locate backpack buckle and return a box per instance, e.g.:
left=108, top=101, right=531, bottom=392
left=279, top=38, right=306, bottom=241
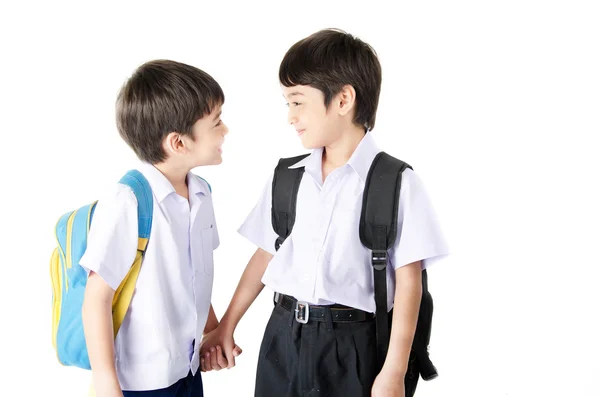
left=372, top=249, right=388, bottom=271
left=275, top=236, right=285, bottom=251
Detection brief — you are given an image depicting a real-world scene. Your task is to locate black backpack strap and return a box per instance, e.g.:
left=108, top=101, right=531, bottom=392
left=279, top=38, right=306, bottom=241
left=271, top=154, right=310, bottom=252
left=360, top=152, right=409, bottom=371
left=414, top=270, right=437, bottom=380
left=360, top=152, right=437, bottom=381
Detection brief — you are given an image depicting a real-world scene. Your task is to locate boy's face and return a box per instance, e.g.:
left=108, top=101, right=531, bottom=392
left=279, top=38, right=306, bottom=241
left=184, top=105, right=228, bottom=167
left=283, top=85, right=342, bottom=149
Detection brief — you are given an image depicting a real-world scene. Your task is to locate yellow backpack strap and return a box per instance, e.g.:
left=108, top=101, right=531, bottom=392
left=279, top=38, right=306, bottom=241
left=87, top=170, right=152, bottom=395
left=111, top=170, right=153, bottom=336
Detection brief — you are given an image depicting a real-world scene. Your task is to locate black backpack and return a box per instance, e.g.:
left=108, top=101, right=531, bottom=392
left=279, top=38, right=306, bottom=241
left=270, top=151, right=437, bottom=391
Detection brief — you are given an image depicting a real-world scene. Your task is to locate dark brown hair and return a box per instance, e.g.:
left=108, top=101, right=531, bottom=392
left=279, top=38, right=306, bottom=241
left=116, top=59, right=224, bottom=163
left=279, top=29, right=382, bottom=131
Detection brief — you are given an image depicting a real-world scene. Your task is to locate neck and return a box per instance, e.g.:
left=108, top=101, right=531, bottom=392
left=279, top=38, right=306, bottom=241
left=153, top=161, right=190, bottom=198
left=322, top=125, right=366, bottom=168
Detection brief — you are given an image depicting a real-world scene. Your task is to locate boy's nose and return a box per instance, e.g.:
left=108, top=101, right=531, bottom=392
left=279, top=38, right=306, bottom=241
left=288, top=113, right=298, bottom=125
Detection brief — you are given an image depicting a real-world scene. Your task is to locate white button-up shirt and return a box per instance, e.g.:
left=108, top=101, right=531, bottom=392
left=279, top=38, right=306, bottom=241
left=239, top=132, right=448, bottom=313
left=80, top=163, right=219, bottom=391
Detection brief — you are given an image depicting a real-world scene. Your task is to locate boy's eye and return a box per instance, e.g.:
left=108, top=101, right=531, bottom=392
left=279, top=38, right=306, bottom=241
left=285, top=102, right=301, bottom=107
left=215, top=120, right=222, bottom=126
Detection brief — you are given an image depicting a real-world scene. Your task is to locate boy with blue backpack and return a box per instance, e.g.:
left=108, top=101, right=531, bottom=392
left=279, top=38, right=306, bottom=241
left=201, top=29, right=449, bottom=397
left=50, top=59, right=240, bottom=396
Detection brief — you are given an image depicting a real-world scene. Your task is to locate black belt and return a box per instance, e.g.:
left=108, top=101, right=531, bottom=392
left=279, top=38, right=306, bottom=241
left=274, top=293, right=374, bottom=324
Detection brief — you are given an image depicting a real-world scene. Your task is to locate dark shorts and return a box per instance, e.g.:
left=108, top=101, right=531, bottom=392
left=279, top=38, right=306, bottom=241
left=255, top=304, right=419, bottom=397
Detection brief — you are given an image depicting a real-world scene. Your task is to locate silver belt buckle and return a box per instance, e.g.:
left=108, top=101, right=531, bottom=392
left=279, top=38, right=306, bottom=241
left=295, top=301, right=309, bottom=324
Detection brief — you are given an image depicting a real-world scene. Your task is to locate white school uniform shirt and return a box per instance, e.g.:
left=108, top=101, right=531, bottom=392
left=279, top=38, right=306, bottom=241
left=239, top=132, right=448, bottom=313
left=80, top=163, right=219, bottom=391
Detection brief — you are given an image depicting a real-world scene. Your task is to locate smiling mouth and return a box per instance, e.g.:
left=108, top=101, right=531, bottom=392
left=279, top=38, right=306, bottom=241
left=297, top=129, right=305, bottom=136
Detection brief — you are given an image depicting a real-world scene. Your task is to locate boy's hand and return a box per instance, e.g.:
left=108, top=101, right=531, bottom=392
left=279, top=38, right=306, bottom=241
left=199, top=326, right=242, bottom=371
left=200, top=345, right=228, bottom=372
left=371, top=367, right=405, bottom=397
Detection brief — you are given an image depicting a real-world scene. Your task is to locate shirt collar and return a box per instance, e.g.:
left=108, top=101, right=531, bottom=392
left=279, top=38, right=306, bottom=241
left=288, top=132, right=380, bottom=182
left=289, top=147, right=323, bottom=183
left=137, top=163, right=208, bottom=203
left=346, top=131, right=380, bottom=182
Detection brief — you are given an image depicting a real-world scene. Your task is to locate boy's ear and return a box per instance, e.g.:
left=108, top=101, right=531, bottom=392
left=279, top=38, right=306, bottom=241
left=163, top=132, right=187, bottom=156
left=336, top=84, right=357, bottom=117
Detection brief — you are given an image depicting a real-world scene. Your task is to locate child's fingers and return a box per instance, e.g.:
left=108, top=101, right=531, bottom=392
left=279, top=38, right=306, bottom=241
left=233, top=344, right=243, bottom=357
left=223, top=344, right=235, bottom=368
left=216, top=346, right=229, bottom=369
left=204, top=352, right=213, bottom=371
left=209, top=346, right=223, bottom=370
left=206, top=350, right=217, bottom=371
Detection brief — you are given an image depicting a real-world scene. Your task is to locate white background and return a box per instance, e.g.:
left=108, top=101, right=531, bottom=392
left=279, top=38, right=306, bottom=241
left=1, top=1, right=599, bottom=396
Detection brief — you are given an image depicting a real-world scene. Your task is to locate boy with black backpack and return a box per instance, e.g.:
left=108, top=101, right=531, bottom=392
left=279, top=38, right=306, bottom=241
left=201, top=29, right=448, bottom=397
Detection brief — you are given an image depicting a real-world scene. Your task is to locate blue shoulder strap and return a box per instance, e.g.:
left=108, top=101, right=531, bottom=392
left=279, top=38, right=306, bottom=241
left=197, top=175, right=212, bottom=193
left=119, top=170, right=153, bottom=241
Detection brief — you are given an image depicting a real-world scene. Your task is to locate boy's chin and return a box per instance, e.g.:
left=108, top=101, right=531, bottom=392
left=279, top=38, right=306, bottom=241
left=300, top=138, right=320, bottom=150
left=211, top=152, right=224, bottom=164
left=193, top=155, right=222, bottom=167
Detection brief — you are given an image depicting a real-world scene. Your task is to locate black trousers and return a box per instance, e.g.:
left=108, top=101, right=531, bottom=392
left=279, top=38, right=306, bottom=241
left=255, top=304, right=419, bottom=397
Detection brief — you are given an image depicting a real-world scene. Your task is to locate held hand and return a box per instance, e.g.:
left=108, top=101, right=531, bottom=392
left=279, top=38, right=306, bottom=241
left=199, top=326, right=242, bottom=371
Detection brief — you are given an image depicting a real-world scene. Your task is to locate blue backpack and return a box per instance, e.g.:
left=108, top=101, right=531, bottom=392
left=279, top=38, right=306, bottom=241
left=50, top=170, right=153, bottom=369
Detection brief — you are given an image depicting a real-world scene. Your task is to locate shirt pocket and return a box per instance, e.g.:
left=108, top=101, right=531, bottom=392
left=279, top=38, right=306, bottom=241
left=201, top=226, right=214, bottom=276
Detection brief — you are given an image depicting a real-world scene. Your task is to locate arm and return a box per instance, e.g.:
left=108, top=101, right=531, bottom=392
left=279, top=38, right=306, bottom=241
left=201, top=172, right=277, bottom=371
left=372, top=260, right=422, bottom=397
left=220, top=247, right=273, bottom=332
left=384, top=260, right=423, bottom=375
left=200, top=247, right=273, bottom=370
left=204, top=304, right=219, bottom=335
left=82, top=272, right=123, bottom=397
